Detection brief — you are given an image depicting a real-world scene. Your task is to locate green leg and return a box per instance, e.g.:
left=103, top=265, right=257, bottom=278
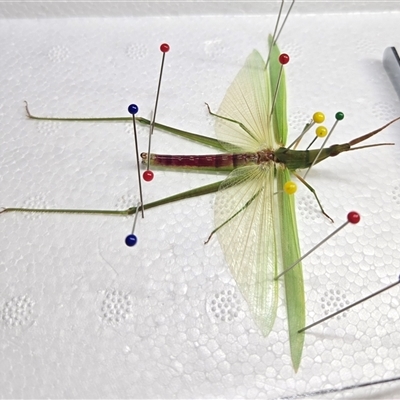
left=293, top=172, right=334, bottom=223
left=204, top=190, right=260, bottom=243
left=204, top=102, right=258, bottom=143
left=24, top=101, right=131, bottom=123
left=1, top=181, right=223, bottom=217
left=24, top=102, right=230, bottom=151
left=137, top=117, right=228, bottom=151
left=15, top=103, right=231, bottom=219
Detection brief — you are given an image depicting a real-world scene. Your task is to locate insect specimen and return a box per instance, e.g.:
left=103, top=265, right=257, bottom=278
left=2, top=36, right=399, bottom=372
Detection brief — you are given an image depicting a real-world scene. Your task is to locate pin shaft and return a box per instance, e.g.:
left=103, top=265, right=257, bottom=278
left=305, top=135, right=317, bottom=150
left=131, top=202, right=142, bottom=235
left=286, top=120, right=314, bottom=150
left=278, top=375, right=400, bottom=399
left=272, top=0, right=295, bottom=46
left=275, top=220, right=349, bottom=280
left=265, top=0, right=285, bottom=69
left=147, top=50, right=167, bottom=171
left=265, top=0, right=295, bottom=68
left=132, top=113, right=144, bottom=218
left=298, top=277, right=400, bottom=333
left=303, top=118, right=339, bottom=179
left=270, top=66, right=284, bottom=117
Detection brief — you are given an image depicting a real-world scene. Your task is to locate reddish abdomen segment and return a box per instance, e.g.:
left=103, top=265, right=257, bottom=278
left=141, top=152, right=258, bottom=171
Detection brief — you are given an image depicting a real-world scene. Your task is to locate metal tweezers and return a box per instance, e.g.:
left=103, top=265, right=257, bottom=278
left=383, top=46, right=400, bottom=101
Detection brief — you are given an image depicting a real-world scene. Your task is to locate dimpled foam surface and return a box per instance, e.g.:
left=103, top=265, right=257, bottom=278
left=1, top=3, right=400, bottom=399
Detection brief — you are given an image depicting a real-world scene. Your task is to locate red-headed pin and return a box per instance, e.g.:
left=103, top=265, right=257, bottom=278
left=143, top=170, right=154, bottom=182
left=145, top=43, right=170, bottom=182
left=160, top=43, right=170, bottom=53
left=270, top=53, right=290, bottom=117
left=275, top=211, right=360, bottom=280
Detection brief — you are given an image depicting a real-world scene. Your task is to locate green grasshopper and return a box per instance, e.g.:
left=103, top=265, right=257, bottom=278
left=1, top=36, right=398, bottom=371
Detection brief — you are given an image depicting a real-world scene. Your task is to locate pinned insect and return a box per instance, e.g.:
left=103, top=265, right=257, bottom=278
left=2, top=33, right=399, bottom=373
